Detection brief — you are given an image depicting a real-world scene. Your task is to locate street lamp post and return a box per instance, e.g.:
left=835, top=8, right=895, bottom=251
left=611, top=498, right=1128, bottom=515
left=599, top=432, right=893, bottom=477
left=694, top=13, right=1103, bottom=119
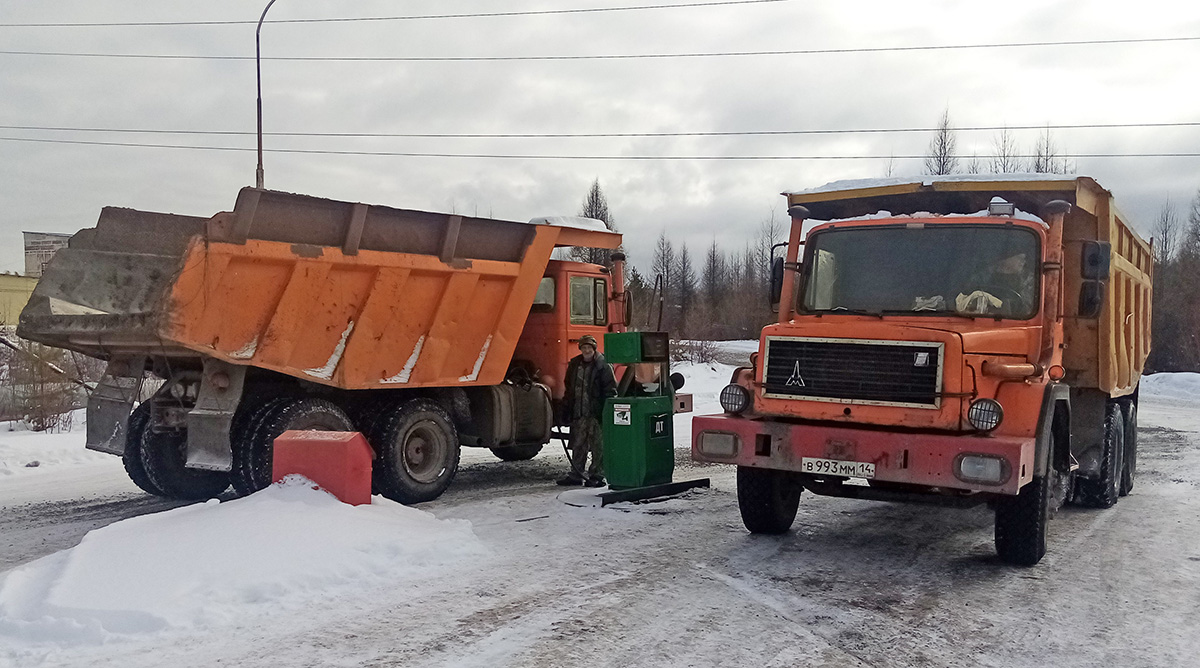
left=255, top=0, right=278, bottom=189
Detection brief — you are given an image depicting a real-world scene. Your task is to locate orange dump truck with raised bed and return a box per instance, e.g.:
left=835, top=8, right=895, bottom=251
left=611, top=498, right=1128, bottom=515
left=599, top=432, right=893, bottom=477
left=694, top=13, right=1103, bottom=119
left=692, top=175, right=1152, bottom=565
left=18, top=188, right=626, bottom=503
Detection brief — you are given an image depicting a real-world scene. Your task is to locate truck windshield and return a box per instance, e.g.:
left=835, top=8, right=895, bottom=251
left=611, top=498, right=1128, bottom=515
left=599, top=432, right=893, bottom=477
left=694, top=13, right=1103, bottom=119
left=801, top=224, right=1041, bottom=319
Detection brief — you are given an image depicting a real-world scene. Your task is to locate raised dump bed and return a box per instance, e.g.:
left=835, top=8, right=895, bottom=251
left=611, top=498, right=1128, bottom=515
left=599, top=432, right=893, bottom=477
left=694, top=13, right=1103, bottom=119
left=18, top=188, right=625, bottom=506
left=20, top=187, right=620, bottom=390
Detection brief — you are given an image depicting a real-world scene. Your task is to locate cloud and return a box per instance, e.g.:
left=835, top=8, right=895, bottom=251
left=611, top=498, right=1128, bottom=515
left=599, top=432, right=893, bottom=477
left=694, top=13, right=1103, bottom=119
left=2, top=0, right=1199, bottom=273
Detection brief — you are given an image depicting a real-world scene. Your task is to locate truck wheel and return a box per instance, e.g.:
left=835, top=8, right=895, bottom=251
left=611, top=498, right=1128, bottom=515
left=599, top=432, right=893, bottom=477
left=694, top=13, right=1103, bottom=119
left=122, top=402, right=165, bottom=496
left=140, top=426, right=231, bottom=500
left=1075, top=402, right=1125, bottom=509
left=1120, top=403, right=1137, bottom=496
left=736, top=467, right=801, bottom=534
left=231, top=397, right=354, bottom=496
left=370, top=398, right=460, bottom=504
left=490, top=444, right=543, bottom=461
left=229, top=396, right=291, bottom=496
left=994, top=471, right=1051, bottom=566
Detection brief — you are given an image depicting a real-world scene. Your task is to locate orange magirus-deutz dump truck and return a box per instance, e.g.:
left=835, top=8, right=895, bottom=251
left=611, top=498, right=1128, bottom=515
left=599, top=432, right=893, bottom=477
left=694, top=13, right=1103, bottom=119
left=692, top=175, right=1152, bottom=566
left=18, top=188, right=627, bottom=504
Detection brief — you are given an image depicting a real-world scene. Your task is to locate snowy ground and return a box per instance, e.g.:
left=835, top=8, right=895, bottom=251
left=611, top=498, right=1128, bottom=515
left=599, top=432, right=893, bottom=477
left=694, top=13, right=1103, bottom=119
left=1, top=354, right=1199, bottom=668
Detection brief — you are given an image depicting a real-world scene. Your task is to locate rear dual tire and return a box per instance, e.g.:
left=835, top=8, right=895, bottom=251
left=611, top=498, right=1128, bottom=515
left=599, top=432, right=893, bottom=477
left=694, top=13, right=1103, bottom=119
left=368, top=399, right=460, bottom=504
left=122, top=402, right=164, bottom=496
left=1076, top=402, right=1125, bottom=509
left=230, top=397, right=355, bottom=497
left=139, top=421, right=231, bottom=501
left=1120, top=403, right=1137, bottom=496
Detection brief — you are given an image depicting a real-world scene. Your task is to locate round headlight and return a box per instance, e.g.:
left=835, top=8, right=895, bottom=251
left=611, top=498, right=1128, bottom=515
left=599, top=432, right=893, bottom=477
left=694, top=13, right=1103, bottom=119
left=719, top=383, right=750, bottom=414
left=968, top=399, right=1004, bottom=431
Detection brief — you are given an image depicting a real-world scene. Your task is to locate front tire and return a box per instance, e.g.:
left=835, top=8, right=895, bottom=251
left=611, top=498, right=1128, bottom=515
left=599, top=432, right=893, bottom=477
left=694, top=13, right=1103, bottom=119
left=370, top=398, right=460, bottom=504
left=737, top=467, right=802, bottom=534
left=1075, top=402, right=1125, bottom=509
left=995, top=472, right=1051, bottom=566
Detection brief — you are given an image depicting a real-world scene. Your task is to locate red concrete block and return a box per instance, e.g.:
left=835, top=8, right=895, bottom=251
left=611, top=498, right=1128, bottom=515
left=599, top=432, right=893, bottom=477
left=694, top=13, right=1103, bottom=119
left=272, top=430, right=374, bottom=505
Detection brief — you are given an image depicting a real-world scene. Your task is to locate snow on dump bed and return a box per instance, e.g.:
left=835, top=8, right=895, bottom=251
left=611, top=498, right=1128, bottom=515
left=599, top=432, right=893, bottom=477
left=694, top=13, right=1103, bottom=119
left=820, top=206, right=1048, bottom=227
left=527, top=216, right=611, bottom=232
left=0, top=476, right=486, bottom=647
left=785, top=172, right=1080, bottom=196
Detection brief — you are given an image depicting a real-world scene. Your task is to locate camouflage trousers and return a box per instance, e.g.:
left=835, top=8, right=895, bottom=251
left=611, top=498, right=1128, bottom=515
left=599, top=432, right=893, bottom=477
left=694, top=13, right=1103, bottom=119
left=568, top=417, right=603, bottom=479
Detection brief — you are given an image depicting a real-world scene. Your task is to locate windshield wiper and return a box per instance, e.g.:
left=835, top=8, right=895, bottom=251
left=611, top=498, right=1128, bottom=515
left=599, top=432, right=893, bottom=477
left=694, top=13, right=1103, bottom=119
left=879, top=308, right=979, bottom=319
left=812, top=307, right=883, bottom=318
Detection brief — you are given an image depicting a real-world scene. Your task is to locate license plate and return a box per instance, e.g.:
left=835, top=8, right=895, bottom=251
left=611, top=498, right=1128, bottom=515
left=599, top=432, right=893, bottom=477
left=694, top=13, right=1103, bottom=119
left=800, top=457, right=875, bottom=479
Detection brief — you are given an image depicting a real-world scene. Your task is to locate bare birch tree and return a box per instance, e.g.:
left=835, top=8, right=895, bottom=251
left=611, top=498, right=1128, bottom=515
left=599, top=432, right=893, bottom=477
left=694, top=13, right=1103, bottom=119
left=924, top=108, right=958, bottom=175
left=990, top=127, right=1022, bottom=173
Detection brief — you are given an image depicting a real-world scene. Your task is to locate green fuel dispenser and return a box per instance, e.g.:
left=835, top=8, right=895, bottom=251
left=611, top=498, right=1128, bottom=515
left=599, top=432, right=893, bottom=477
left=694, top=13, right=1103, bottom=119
left=600, top=332, right=709, bottom=503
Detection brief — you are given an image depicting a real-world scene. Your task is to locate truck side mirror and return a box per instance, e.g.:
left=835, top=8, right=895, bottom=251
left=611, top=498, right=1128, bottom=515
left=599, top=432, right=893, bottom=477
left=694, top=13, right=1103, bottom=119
left=769, top=256, right=784, bottom=311
left=670, top=372, right=684, bottom=391
left=1079, top=280, right=1106, bottom=318
left=1081, top=241, right=1111, bottom=280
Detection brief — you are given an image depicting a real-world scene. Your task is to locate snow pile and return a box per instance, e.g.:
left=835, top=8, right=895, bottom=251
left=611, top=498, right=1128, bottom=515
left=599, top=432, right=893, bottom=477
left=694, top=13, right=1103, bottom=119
left=1140, top=372, right=1200, bottom=401
left=0, top=428, right=105, bottom=476
left=0, top=476, right=487, bottom=647
left=710, top=339, right=759, bottom=356
left=671, top=360, right=736, bottom=450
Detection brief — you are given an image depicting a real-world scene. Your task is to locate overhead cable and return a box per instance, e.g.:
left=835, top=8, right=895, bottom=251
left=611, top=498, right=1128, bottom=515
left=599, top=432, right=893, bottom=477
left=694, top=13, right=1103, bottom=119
left=1, top=36, right=1196, bottom=61
left=3, top=135, right=1197, bottom=160
left=0, top=1, right=792, bottom=28
left=2, top=121, right=1198, bottom=139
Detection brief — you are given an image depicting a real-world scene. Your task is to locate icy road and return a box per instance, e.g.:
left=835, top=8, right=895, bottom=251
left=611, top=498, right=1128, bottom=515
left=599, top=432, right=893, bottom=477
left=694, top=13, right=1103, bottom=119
left=1, top=364, right=1199, bottom=668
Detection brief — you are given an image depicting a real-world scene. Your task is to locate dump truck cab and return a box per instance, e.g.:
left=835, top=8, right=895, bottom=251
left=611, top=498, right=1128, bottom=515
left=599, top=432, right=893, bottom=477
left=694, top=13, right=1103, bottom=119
left=513, top=258, right=624, bottom=401
left=693, top=175, right=1152, bottom=566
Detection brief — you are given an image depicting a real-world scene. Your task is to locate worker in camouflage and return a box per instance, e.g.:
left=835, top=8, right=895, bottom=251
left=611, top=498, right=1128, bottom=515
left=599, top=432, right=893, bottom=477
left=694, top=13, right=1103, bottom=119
left=557, top=334, right=616, bottom=487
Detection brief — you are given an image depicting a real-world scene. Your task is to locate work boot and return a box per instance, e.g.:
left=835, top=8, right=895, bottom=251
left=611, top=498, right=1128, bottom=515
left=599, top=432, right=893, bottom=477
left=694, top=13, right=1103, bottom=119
left=556, top=475, right=584, bottom=486
left=584, top=476, right=606, bottom=488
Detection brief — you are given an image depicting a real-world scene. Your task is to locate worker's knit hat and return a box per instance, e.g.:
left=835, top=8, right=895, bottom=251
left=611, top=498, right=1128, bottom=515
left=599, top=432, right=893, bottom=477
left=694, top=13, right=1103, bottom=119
left=578, top=334, right=598, bottom=349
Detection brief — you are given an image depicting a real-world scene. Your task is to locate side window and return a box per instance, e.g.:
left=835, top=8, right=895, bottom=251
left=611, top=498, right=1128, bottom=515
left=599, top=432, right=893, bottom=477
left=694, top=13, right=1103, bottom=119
left=570, top=277, right=595, bottom=325
left=532, top=277, right=555, bottom=313
left=807, top=249, right=837, bottom=310
left=569, top=276, right=608, bottom=326
left=594, top=279, right=608, bottom=325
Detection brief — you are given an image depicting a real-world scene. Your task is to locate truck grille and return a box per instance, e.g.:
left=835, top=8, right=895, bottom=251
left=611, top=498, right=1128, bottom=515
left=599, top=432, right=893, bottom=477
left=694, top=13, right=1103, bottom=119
left=762, top=337, right=943, bottom=408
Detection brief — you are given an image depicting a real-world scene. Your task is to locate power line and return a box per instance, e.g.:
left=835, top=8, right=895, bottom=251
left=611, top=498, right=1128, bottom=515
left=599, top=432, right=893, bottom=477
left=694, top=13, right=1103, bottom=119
left=0, top=1, right=792, bottom=28
left=3, top=135, right=1198, bottom=160
left=1, top=122, right=1197, bottom=139
left=1, top=35, right=1196, bottom=62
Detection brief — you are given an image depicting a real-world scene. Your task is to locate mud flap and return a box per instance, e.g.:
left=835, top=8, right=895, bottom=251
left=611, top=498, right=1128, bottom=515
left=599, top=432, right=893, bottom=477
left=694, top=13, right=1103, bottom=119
left=1034, top=383, right=1070, bottom=477
left=85, top=356, right=146, bottom=455
left=185, top=359, right=246, bottom=472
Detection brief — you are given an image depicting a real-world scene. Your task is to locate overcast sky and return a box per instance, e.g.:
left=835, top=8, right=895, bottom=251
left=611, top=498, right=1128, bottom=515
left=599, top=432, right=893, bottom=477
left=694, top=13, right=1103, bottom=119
left=2, top=0, right=1198, bottom=275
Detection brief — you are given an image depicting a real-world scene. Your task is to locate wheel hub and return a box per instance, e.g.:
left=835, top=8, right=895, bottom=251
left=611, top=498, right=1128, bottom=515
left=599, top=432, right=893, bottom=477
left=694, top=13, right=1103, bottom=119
left=403, top=423, right=445, bottom=483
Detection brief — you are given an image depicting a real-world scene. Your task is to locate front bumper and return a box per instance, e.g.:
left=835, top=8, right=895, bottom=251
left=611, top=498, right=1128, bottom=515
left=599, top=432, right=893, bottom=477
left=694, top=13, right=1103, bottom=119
left=692, top=414, right=1033, bottom=496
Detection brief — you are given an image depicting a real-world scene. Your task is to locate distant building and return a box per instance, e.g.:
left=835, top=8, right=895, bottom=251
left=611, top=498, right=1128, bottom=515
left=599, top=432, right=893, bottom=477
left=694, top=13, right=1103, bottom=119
left=24, top=231, right=71, bottom=278
left=0, top=272, right=38, bottom=329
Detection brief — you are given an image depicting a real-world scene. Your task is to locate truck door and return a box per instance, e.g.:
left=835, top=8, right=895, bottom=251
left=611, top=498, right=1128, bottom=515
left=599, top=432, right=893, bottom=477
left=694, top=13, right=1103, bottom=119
left=567, top=273, right=609, bottom=352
